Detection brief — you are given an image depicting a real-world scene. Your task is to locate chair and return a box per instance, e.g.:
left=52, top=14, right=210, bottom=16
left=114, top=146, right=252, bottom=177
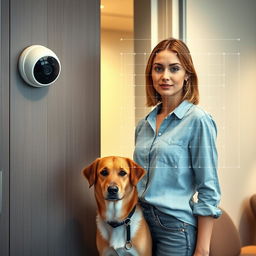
left=210, top=208, right=256, bottom=256
left=240, top=193, right=256, bottom=254
left=250, top=194, right=256, bottom=218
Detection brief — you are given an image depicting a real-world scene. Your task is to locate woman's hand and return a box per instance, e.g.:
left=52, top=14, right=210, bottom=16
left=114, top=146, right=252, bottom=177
left=194, top=249, right=210, bottom=256
left=194, top=216, right=214, bottom=256
left=193, top=250, right=209, bottom=256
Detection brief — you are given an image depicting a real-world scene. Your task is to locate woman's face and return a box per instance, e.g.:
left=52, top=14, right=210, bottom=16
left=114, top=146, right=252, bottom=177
left=152, top=50, right=188, bottom=102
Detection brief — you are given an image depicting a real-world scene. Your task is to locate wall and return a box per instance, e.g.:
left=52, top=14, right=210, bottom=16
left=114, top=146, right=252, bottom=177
left=101, top=29, right=135, bottom=158
left=187, top=0, right=256, bottom=245
left=0, top=0, right=100, bottom=255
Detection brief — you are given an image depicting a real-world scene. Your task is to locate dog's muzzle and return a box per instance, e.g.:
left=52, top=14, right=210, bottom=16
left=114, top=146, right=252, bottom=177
left=106, top=185, right=120, bottom=200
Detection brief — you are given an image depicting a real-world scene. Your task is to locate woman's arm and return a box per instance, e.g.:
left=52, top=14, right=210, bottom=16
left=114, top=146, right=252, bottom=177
left=194, top=216, right=214, bottom=256
left=189, top=115, right=222, bottom=254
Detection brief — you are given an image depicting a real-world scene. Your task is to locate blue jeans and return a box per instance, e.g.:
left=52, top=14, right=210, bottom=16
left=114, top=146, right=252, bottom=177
left=140, top=201, right=197, bottom=256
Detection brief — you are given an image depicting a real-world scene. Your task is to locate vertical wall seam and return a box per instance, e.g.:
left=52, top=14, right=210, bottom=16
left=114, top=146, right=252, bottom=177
left=9, top=0, right=11, bottom=254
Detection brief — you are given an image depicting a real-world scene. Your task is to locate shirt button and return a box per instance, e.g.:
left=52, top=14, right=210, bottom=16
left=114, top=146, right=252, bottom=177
left=158, top=132, right=162, bottom=136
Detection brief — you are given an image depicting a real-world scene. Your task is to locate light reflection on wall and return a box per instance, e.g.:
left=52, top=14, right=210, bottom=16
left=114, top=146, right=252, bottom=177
left=101, top=0, right=135, bottom=158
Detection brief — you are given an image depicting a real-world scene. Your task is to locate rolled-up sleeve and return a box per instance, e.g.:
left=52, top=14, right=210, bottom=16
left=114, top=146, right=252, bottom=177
left=189, top=115, right=222, bottom=218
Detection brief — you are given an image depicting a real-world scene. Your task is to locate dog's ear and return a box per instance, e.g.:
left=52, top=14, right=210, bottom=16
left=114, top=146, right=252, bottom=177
left=82, top=158, right=100, bottom=188
left=126, top=158, right=146, bottom=186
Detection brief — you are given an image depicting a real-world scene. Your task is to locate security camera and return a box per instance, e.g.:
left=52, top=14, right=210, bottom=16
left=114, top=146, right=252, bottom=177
left=19, top=45, right=61, bottom=87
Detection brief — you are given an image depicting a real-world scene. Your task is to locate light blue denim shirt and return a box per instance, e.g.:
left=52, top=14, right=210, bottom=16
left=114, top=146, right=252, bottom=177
left=133, top=100, right=222, bottom=227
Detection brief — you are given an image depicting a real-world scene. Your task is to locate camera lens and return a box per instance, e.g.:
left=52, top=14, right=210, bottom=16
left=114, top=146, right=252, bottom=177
left=33, top=56, right=60, bottom=84
left=42, top=64, right=53, bottom=76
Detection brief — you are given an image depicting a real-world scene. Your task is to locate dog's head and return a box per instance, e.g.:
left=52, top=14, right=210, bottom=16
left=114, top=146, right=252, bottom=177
left=82, top=156, right=146, bottom=201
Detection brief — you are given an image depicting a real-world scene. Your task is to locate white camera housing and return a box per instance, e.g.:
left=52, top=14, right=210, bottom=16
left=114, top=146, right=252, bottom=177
left=19, top=45, right=61, bottom=87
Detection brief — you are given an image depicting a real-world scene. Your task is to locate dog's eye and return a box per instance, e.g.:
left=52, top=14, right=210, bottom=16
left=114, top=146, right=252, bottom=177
left=119, top=170, right=127, bottom=177
left=100, top=168, right=109, bottom=176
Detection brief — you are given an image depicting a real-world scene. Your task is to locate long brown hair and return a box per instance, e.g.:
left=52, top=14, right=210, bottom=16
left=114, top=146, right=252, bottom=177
left=145, top=38, right=199, bottom=106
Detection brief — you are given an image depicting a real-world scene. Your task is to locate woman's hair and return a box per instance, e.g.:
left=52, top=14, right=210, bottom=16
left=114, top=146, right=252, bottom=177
left=145, top=38, right=199, bottom=106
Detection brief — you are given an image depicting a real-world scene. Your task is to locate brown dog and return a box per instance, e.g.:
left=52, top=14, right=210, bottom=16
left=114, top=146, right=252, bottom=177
left=82, top=156, right=152, bottom=256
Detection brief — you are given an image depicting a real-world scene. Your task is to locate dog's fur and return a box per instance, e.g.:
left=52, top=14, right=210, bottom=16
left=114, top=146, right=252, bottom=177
left=82, top=156, right=152, bottom=256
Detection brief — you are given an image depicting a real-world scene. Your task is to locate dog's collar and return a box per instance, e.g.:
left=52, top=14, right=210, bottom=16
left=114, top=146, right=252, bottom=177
left=107, top=205, right=136, bottom=250
left=107, top=205, right=136, bottom=228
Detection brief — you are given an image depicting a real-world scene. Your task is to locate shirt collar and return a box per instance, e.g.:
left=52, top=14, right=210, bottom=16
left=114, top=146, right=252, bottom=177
left=146, top=100, right=193, bottom=121
left=173, top=100, right=194, bottom=119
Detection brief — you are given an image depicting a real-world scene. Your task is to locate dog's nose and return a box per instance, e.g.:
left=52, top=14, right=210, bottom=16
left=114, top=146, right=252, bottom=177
left=107, top=186, right=119, bottom=195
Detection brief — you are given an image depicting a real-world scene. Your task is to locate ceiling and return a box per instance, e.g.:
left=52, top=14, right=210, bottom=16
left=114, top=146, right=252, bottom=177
left=101, top=0, right=133, bottom=31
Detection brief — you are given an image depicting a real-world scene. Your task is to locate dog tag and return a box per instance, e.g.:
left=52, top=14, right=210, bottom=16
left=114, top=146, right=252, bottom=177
left=125, top=241, right=133, bottom=250
left=116, top=247, right=138, bottom=256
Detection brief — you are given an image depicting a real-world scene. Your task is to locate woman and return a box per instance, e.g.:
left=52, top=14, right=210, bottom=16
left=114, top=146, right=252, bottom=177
left=133, top=38, right=221, bottom=256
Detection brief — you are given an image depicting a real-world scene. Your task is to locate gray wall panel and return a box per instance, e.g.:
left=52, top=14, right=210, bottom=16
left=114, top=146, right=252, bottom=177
left=9, top=0, right=100, bottom=255
left=0, top=0, right=10, bottom=255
